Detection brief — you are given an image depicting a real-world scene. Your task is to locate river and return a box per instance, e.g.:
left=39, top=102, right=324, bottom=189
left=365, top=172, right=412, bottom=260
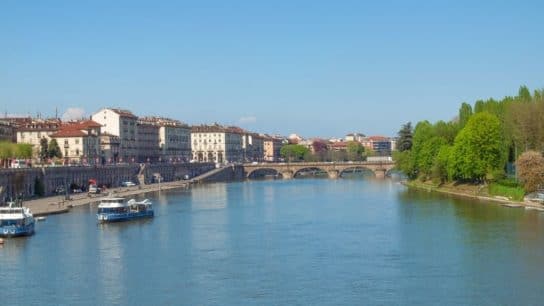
left=1, top=177, right=544, bottom=305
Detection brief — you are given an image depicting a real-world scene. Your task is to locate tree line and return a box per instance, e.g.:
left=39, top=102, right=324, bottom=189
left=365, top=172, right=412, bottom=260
left=394, top=86, right=544, bottom=194
left=280, top=141, right=368, bottom=162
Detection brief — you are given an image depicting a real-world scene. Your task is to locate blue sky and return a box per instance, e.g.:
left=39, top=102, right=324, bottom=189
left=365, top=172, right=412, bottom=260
left=2, top=1, right=544, bottom=138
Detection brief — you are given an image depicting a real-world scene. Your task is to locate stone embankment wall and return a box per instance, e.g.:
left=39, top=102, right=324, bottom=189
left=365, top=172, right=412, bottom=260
left=197, top=165, right=245, bottom=183
left=0, top=163, right=215, bottom=203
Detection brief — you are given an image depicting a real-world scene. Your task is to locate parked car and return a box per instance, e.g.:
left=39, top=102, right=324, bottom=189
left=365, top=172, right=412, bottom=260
left=72, top=188, right=83, bottom=193
left=121, top=181, right=136, bottom=187
left=88, top=185, right=101, bottom=194
left=183, top=174, right=191, bottom=180
left=10, top=159, right=29, bottom=168
left=54, top=186, right=65, bottom=194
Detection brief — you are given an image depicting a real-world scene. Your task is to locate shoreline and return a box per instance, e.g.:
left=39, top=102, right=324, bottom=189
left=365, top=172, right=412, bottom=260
left=402, top=180, right=544, bottom=210
left=25, top=179, right=195, bottom=216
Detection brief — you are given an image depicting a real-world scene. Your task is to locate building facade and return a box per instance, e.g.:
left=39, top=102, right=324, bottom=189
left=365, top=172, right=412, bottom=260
left=15, top=118, right=61, bottom=156
left=263, top=135, right=284, bottom=162
left=140, top=117, right=191, bottom=162
left=0, top=120, right=14, bottom=142
left=242, top=133, right=264, bottom=162
left=99, top=133, right=120, bottom=164
left=191, top=125, right=244, bottom=163
left=50, top=120, right=102, bottom=164
left=363, top=136, right=392, bottom=156
left=136, top=118, right=160, bottom=163
left=92, top=108, right=138, bottom=162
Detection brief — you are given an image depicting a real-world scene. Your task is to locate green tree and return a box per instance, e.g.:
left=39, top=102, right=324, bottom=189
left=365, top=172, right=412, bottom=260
left=449, top=112, right=505, bottom=181
left=280, top=144, right=309, bottom=162
left=48, top=139, right=62, bottom=159
left=431, top=145, right=452, bottom=183
left=410, top=120, right=435, bottom=178
left=346, top=141, right=364, bottom=161
left=40, top=137, right=49, bottom=161
left=14, top=143, right=32, bottom=159
left=397, top=122, right=413, bottom=152
left=393, top=150, right=416, bottom=179
left=433, top=120, right=458, bottom=145
left=458, top=102, right=473, bottom=129
left=418, top=136, right=446, bottom=179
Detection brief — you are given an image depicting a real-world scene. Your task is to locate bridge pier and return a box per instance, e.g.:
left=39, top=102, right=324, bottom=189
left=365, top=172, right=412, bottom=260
left=327, top=170, right=339, bottom=179
left=374, top=169, right=386, bottom=179
left=281, top=170, right=293, bottom=180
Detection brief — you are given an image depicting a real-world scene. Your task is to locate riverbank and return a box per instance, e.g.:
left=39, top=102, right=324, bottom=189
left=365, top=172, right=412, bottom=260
left=403, top=180, right=544, bottom=210
left=24, top=165, right=239, bottom=216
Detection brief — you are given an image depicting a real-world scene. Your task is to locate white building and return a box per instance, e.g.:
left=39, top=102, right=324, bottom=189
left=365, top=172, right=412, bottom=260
left=50, top=120, right=102, bottom=164
left=140, top=117, right=191, bottom=162
left=15, top=118, right=61, bottom=156
left=92, top=108, right=138, bottom=162
left=191, top=124, right=243, bottom=163
left=345, top=133, right=366, bottom=142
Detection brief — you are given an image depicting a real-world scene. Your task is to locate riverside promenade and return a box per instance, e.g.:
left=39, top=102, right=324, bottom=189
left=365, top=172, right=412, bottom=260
left=24, top=165, right=238, bottom=216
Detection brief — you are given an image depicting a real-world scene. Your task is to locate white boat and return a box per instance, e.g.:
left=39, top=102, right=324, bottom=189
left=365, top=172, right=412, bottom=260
left=0, top=202, right=35, bottom=237
left=97, top=197, right=154, bottom=223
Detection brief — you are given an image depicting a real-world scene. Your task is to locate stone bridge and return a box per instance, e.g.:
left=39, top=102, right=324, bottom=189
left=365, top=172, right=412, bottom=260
left=242, top=161, right=396, bottom=179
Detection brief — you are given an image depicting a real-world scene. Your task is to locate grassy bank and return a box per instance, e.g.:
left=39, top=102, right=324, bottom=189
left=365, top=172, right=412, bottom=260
left=404, top=180, right=527, bottom=204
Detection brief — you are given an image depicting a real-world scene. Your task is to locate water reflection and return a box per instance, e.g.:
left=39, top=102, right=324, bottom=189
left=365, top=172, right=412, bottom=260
left=97, top=223, right=126, bottom=304
left=2, top=179, right=544, bottom=305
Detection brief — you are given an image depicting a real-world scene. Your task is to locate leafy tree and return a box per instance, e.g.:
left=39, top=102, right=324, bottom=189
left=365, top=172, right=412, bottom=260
left=518, top=85, right=532, bottom=102
left=393, top=150, right=416, bottom=179
left=431, top=145, right=452, bottom=183
left=40, top=138, right=49, bottom=161
left=280, top=144, right=309, bottom=162
left=397, top=122, right=413, bottom=152
left=346, top=141, right=364, bottom=161
left=48, top=139, right=62, bottom=159
left=410, top=121, right=435, bottom=177
left=515, top=150, right=544, bottom=193
left=311, top=139, right=329, bottom=161
left=0, top=142, right=14, bottom=168
left=449, top=112, right=505, bottom=181
left=418, top=136, right=446, bottom=179
left=433, top=120, right=458, bottom=145
left=458, top=102, right=473, bottom=129
left=13, top=143, right=32, bottom=159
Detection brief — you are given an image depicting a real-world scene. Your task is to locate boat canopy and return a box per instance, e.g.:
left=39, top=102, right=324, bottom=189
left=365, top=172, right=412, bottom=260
left=98, top=198, right=127, bottom=208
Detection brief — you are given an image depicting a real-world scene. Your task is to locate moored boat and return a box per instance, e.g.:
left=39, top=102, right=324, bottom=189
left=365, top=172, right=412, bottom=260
left=97, top=197, right=154, bottom=223
left=0, top=202, right=35, bottom=237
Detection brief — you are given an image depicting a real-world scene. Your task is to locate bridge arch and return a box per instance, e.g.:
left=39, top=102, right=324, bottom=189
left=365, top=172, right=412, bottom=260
left=293, top=167, right=329, bottom=178
left=338, top=166, right=376, bottom=178
left=246, top=168, right=282, bottom=179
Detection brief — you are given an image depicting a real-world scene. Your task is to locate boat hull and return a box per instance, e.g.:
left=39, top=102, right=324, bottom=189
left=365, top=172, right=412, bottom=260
left=97, top=211, right=154, bottom=223
left=0, top=222, right=35, bottom=237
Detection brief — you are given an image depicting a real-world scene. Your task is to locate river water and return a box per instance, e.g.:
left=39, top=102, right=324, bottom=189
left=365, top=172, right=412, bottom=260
left=1, top=178, right=544, bottom=305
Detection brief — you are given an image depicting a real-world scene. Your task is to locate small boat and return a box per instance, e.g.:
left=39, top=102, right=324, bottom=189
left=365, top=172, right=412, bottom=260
left=0, top=202, right=35, bottom=237
left=97, top=197, right=154, bottom=223
left=36, top=216, right=47, bottom=221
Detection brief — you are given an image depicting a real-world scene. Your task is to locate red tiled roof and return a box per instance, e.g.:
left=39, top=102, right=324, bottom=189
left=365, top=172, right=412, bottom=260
left=331, top=141, right=348, bottom=148
left=368, top=136, right=388, bottom=141
left=50, top=129, right=86, bottom=137
left=62, top=120, right=101, bottom=130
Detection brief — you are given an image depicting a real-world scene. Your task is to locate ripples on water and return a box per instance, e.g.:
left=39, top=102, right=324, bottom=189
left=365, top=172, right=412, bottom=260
left=1, top=178, right=544, bottom=305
